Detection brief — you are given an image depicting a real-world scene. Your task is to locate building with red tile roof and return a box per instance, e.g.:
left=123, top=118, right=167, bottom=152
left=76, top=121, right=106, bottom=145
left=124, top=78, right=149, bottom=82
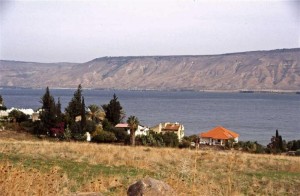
left=151, top=122, right=185, bottom=141
left=115, top=123, right=149, bottom=136
left=199, top=126, right=239, bottom=146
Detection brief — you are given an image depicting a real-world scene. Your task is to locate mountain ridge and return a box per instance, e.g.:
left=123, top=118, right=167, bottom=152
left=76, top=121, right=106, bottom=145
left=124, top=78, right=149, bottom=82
left=1, top=48, right=299, bottom=92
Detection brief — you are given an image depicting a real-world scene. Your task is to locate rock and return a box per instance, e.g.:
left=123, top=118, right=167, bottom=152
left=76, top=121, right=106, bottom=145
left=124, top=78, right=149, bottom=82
left=127, top=177, right=176, bottom=196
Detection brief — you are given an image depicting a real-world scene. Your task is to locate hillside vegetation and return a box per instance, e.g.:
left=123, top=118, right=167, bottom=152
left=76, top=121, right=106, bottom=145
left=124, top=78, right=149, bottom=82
left=1, top=48, right=299, bottom=91
left=0, top=135, right=299, bottom=195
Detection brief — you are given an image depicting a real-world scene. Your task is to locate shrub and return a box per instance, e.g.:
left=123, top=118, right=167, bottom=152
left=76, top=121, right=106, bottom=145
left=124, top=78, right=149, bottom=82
left=92, top=131, right=116, bottom=143
left=84, top=120, right=97, bottom=134
left=162, top=132, right=179, bottom=147
left=108, top=128, right=128, bottom=142
left=136, top=131, right=164, bottom=147
left=287, top=140, right=300, bottom=151
left=20, top=121, right=35, bottom=132
left=63, top=126, right=72, bottom=141
left=73, top=133, right=86, bottom=141
left=235, top=141, right=266, bottom=154
left=179, top=139, right=191, bottom=149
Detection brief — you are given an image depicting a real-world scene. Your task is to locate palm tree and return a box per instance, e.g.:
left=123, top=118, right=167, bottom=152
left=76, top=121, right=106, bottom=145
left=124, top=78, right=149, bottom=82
left=127, top=115, right=139, bottom=146
left=87, top=104, right=105, bottom=123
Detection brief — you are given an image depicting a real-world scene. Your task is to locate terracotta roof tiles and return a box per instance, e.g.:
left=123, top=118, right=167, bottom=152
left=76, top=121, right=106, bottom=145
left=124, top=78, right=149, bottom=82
left=200, top=126, right=239, bottom=140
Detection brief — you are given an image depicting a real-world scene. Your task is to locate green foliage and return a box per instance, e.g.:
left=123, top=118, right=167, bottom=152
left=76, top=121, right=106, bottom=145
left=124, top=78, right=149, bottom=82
left=73, top=133, right=86, bottom=141
left=8, top=109, right=30, bottom=123
left=55, top=97, right=63, bottom=122
left=69, top=121, right=83, bottom=136
left=39, top=87, right=57, bottom=134
left=235, top=141, right=266, bottom=154
left=135, top=131, right=179, bottom=147
left=183, top=134, right=198, bottom=142
left=0, top=94, right=6, bottom=110
left=65, top=84, right=83, bottom=122
left=178, top=139, right=191, bottom=149
left=63, top=125, right=72, bottom=141
left=108, top=128, right=128, bottom=142
left=162, top=132, right=179, bottom=147
left=267, top=129, right=286, bottom=153
left=136, top=131, right=164, bottom=147
left=92, top=131, right=116, bottom=143
left=127, top=115, right=139, bottom=146
left=102, top=94, right=124, bottom=125
left=0, top=105, right=7, bottom=110
left=65, top=84, right=89, bottom=138
left=80, top=97, right=87, bottom=130
left=287, top=140, right=300, bottom=151
left=19, top=121, right=35, bottom=132
left=83, top=120, right=97, bottom=134
left=87, top=104, right=104, bottom=123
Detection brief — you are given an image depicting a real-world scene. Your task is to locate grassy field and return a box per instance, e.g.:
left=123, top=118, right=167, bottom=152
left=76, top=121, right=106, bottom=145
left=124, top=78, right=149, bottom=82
left=0, top=131, right=300, bottom=195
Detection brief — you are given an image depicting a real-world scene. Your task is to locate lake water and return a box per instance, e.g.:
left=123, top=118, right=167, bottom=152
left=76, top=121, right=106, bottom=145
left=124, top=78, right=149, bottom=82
left=1, top=88, right=299, bottom=145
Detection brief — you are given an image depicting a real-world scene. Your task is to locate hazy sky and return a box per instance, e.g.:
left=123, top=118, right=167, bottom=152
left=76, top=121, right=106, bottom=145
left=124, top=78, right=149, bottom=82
left=0, top=0, right=299, bottom=63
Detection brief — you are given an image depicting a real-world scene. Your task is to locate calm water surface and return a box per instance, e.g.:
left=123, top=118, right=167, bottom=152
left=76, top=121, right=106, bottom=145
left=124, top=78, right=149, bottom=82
left=1, top=88, right=299, bottom=145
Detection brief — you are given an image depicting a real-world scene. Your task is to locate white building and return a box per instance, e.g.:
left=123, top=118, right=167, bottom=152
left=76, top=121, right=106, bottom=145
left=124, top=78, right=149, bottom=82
left=115, top=123, right=149, bottom=136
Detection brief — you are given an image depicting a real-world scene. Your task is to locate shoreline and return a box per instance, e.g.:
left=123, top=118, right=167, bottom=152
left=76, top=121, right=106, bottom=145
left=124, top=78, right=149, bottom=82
left=1, top=86, right=300, bottom=95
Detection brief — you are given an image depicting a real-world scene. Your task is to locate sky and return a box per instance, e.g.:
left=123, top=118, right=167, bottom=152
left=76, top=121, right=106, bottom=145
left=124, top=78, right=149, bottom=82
left=0, top=0, right=299, bottom=63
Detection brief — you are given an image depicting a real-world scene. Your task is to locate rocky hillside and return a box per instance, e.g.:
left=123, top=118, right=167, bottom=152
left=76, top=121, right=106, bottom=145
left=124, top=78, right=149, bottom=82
left=1, top=48, right=299, bottom=91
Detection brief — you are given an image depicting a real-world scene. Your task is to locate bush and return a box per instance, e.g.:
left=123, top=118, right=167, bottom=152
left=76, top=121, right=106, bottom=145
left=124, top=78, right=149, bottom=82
left=162, top=132, right=179, bottom=147
left=108, top=128, right=128, bottom=142
left=20, top=121, right=35, bottom=132
left=295, top=149, right=300, bottom=156
left=236, top=141, right=266, bottom=154
left=135, top=131, right=164, bottom=147
left=73, top=133, right=86, bottom=141
left=92, top=131, right=116, bottom=143
left=179, top=139, right=191, bottom=149
left=8, top=109, right=30, bottom=123
left=84, top=120, right=97, bottom=134
left=287, top=140, right=300, bottom=151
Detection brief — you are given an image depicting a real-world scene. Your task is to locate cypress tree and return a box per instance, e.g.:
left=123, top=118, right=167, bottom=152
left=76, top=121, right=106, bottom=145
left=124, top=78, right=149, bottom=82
left=39, top=87, right=56, bottom=134
left=56, top=97, right=63, bottom=122
left=102, top=94, right=124, bottom=125
left=65, top=84, right=83, bottom=121
left=81, top=96, right=86, bottom=131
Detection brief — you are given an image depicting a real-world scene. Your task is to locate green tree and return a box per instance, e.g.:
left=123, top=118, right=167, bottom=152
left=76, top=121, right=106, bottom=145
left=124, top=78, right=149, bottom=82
left=102, top=94, right=124, bottom=125
left=162, top=132, right=179, bottom=147
left=127, top=115, right=139, bottom=146
left=8, top=109, right=29, bottom=123
left=39, top=87, right=57, bottom=134
left=267, top=129, right=285, bottom=153
left=56, top=97, right=63, bottom=122
left=87, top=104, right=105, bottom=123
left=0, top=94, right=7, bottom=110
left=65, top=85, right=86, bottom=137
left=81, top=97, right=86, bottom=131
left=65, top=84, right=83, bottom=122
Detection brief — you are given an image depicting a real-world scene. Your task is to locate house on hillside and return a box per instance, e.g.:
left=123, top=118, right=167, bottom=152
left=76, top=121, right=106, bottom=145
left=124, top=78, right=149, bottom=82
left=115, top=123, right=149, bottom=136
left=151, top=122, right=185, bottom=141
left=199, top=126, right=239, bottom=146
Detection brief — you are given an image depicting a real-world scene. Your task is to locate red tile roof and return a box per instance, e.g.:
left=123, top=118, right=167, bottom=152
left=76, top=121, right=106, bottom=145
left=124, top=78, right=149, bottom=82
left=200, top=126, right=239, bottom=140
left=115, top=123, right=129, bottom=128
left=163, top=124, right=180, bottom=131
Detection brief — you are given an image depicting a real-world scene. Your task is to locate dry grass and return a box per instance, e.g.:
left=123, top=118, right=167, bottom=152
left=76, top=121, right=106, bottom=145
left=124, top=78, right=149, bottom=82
left=0, top=138, right=300, bottom=195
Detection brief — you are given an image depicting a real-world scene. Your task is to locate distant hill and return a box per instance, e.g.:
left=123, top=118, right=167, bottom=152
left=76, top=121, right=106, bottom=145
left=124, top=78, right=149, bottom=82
left=1, top=48, right=299, bottom=92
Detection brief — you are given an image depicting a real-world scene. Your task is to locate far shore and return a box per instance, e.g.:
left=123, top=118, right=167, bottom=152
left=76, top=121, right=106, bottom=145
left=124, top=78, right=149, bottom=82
left=1, top=86, right=299, bottom=95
